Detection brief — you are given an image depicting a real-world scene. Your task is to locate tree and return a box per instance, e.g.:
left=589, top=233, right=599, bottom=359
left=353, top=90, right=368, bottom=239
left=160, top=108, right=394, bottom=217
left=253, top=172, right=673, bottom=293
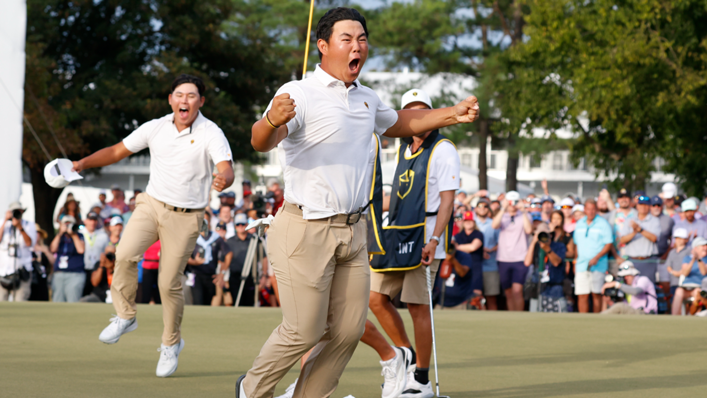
left=506, top=0, right=707, bottom=194
left=24, top=0, right=289, bottom=238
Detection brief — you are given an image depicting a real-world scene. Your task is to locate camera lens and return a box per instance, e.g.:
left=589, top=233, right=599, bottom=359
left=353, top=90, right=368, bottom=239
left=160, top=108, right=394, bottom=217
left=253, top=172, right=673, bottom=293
left=538, top=232, right=549, bottom=243
left=12, top=209, right=22, bottom=219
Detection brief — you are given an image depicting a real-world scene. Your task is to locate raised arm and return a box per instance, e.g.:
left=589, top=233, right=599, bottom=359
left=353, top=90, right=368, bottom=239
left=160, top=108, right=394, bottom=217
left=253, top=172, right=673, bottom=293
left=72, top=142, right=133, bottom=172
left=251, top=93, right=294, bottom=152
left=212, top=161, right=235, bottom=192
left=383, top=96, right=479, bottom=138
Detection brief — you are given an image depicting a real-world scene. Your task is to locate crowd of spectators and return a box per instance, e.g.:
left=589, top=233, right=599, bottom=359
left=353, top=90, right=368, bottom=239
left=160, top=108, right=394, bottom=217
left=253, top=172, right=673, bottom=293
left=440, top=181, right=707, bottom=315
left=0, top=180, right=283, bottom=309
left=3, top=178, right=707, bottom=316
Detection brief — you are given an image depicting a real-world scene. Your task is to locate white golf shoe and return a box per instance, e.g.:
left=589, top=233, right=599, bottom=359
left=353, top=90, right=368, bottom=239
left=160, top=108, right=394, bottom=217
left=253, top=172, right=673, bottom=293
left=399, top=368, right=434, bottom=398
left=98, top=315, right=137, bottom=344
left=156, top=338, right=185, bottom=377
left=380, top=346, right=410, bottom=398
left=275, top=378, right=297, bottom=398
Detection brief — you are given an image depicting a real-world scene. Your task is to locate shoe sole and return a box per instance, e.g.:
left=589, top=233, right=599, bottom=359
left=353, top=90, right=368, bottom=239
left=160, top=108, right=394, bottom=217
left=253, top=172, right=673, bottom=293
left=235, top=374, right=246, bottom=398
left=156, top=339, right=185, bottom=378
left=99, top=319, right=138, bottom=344
left=383, top=347, right=409, bottom=398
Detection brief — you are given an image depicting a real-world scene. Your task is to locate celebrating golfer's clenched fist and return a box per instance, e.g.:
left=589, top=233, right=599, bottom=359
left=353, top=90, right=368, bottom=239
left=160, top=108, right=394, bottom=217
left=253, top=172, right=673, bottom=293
left=268, top=93, right=297, bottom=127
left=453, top=95, right=481, bottom=124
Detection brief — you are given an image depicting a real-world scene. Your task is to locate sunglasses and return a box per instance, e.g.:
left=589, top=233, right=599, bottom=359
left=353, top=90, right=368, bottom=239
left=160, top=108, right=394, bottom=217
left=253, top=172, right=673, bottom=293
left=638, top=196, right=650, bottom=202
left=235, top=223, right=247, bottom=227
left=651, top=204, right=662, bottom=207
left=561, top=205, right=573, bottom=209
left=476, top=204, right=488, bottom=209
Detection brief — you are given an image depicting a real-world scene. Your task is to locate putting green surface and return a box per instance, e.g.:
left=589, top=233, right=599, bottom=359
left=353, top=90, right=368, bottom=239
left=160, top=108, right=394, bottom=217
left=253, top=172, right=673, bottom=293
left=1, top=303, right=706, bottom=397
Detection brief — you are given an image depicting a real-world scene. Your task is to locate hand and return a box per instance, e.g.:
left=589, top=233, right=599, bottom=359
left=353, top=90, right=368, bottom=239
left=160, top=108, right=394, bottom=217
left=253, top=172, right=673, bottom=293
left=212, top=273, right=225, bottom=288
left=541, top=179, right=548, bottom=192
left=4, top=211, right=11, bottom=222
left=11, top=217, right=21, bottom=228
left=631, top=221, right=640, bottom=232
left=500, top=199, right=509, bottom=212
left=483, top=251, right=490, bottom=260
left=58, top=222, right=67, bottom=234
left=599, top=189, right=611, bottom=201
left=71, top=160, right=85, bottom=173
left=421, top=240, right=438, bottom=266
left=453, top=96, right=480, bottom=124
left=539, top=241, right=551, bottom=252
left=588, top=256, right=599, bottom=266
left=474, top=189, right=488, bottom=198
left=212, top=172, right=228, bottom=192
left=268, top=93, right=297, bottom=126
left=195, top=253, right=205, bottom=265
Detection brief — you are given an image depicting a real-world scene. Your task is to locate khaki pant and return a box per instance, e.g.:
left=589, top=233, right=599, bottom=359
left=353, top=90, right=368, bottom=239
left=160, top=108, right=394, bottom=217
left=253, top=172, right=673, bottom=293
left=243, top=202, right=370, bottom=398
left=370, top=260, right=441, bottom=305
left=111, top=193, right=203, bottom=346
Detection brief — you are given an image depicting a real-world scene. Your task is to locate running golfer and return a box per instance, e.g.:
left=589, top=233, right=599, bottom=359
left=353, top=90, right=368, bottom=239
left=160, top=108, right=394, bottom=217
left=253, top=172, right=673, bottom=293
left=236, top=8, right=479, bottom=398
left=70, top=74, right=234, bottom=377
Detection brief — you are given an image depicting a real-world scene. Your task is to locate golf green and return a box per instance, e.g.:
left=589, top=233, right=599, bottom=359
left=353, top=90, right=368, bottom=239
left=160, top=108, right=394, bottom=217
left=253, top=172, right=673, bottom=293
left=1, top=302, right=706, bottom=397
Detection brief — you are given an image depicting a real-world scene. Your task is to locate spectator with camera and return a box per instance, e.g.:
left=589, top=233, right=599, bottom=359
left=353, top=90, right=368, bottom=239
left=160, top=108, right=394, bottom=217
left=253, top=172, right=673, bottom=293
left=80, top=251, right=116, bottom=303
left=573, top=199, right=614, bottom=313
left=187, top=212, right=232, bottom=306
left=619, top=195, right=661, bottom=283
left=81, top=211, right=109, bottom=296
left=226, top=213, right=264, bottom=306
left=524, top=222, right=567, bottom=312
left=266, top=178, right=284, bottom=215
left=492, top=190, right=533, bottom=311
left=0, top=202, right=37, bottom=301
left=669, top=237, right=707, bottom=315
left=601, top=261, right=657, bottom=315
left=50, top=215, right=86, bottom=302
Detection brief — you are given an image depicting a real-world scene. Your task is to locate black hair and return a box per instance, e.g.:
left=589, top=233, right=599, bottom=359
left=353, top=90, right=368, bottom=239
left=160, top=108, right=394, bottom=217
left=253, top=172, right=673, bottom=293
left=171, top=74, right=205, bottom=97
left=316, top=7, right=368, bottom=60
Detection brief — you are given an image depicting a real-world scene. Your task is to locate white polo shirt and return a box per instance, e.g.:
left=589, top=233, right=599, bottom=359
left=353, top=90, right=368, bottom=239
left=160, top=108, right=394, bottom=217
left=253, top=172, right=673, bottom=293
left=123, top=112, right=232, bottom=209
left=0, top=219, right=37, bottom=275
left=265, top=65, right=398, bottom=219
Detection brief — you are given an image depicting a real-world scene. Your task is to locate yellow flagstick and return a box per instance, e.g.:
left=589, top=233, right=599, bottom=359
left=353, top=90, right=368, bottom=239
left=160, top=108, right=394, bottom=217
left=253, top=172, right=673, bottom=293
left=302, top=0, right=316, bottom=80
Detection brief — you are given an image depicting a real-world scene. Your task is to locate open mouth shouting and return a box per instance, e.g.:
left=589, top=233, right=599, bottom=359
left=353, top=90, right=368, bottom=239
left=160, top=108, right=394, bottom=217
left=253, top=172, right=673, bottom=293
left=348, top=56, right=362, bottom=75
left=178, top=107, right=189, bottom=119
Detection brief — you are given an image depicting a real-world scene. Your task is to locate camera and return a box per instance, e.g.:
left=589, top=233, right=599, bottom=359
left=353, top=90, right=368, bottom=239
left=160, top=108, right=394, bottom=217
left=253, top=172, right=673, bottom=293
left=538, top=231, right=550, bottom=244
left=700, top=290, right=707, bottom=299
left=105, top=252, right=116, bottom=262
left=603, top=274, right=625, bottom=300
left=264, top=191, right=275, bottom=200
left=12, top=209, right=22, bottom=219
left=66, top=223, right=81, bottom=234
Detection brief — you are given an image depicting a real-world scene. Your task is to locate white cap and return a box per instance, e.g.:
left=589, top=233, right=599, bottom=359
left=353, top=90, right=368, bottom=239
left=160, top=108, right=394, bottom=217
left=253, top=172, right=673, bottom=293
left=560, top=197, right=576, bottom=207
left=7, top=201, right=24, bottom=211
left=44, top=159, right=73, bottom=189
left=109, top=216, right=123, bottom=227
left=662, top=182, right=677, bottom=198
left=572, top=204, right=585, bottom=213
left=400, top=89, right=432, bottom=110
left=617, top=261, right=640, bottom=277
left=61, top=215, right=76, bottom=224
left=91, top=202, right=104, bottom=210
left=505, top=191, right=521, bottom=201
left=692, top=237, right=707, bottom=249
left=673, top=228, right=689, bottom=239
left=234, top=213, right=248, bottom=225
left=682, top=198, right=698, bottom=212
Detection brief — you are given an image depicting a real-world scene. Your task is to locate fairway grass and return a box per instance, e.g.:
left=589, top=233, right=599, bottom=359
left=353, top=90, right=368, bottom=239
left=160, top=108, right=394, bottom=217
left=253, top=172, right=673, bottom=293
left=1, top=302, right=706, bottom=397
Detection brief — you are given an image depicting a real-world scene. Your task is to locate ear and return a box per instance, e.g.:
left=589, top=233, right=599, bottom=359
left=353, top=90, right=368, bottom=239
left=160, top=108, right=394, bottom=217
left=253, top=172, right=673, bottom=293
left=317, top=38, right=328, bottom=58
left=168, top=93, right=173, bottom=105
left=200, top=96, right=206, bottom=107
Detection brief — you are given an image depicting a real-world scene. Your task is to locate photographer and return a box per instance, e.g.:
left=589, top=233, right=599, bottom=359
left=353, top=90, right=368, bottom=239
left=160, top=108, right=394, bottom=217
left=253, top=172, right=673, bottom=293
left=670, top=237, right=707, bottom=315
left=0, top=202, right=37, bottom=301
left=80, top=252, right=115, bottom=303
left=524, top=223, right=567, bottom=312
left=50, top=215, right=86, bottom=302
left=601, top=261, right=657, bottom=315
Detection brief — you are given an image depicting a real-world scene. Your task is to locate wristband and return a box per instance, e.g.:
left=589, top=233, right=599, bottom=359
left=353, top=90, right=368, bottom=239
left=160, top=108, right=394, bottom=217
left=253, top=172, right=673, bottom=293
left=429, top=236, right=440, bottom=244
left=265, top=112, right=280, bottom=129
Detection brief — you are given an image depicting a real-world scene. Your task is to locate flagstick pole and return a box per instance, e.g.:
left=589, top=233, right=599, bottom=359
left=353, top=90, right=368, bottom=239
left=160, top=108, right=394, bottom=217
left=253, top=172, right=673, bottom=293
left=302, top=0, right=316, bottom=79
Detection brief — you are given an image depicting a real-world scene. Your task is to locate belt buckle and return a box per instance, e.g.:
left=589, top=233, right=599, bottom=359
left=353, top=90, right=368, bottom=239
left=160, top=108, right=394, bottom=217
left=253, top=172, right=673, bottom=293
left=346, top=211, right=362, bottom=225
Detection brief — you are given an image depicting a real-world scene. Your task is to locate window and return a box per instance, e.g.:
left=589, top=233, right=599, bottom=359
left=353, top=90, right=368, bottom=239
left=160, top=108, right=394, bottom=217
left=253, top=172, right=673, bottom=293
left=530, top=154, right=542, bottom=169
left=552, top=153, right=563, bottom=170
left=489, top=153, right=497, bottom=169
left=461, top=153, right=472, bottom=167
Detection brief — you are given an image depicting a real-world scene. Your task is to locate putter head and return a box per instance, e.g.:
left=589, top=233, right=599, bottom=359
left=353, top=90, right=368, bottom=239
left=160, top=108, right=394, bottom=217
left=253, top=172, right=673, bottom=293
left=245, top=215, right=275, bottom=237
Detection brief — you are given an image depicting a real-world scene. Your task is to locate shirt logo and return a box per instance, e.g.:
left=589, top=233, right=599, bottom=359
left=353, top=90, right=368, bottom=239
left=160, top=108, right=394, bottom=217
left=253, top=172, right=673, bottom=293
left=191, top=140, right=194, bottom=144
left=413, top=92, right=418, bottom=96
left=364, top=102, right=369, bottom=109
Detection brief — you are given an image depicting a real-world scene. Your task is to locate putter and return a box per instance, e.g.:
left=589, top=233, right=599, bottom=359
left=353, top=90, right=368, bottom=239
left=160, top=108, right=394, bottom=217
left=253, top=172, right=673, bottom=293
left=426, top=266, right=451, bottom=398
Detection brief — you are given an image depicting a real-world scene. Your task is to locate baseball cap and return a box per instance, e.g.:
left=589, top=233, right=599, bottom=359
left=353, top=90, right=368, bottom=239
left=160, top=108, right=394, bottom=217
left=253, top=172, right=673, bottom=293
left=634, top=190, right=646, bottom=198
left=242, top=179, right=251, bottom=185
left=540, top=195, right=554, bottom=204
left=650, top=196, right=663, bottom=206
left=234, top=213, right=248, bottom=225
left=617, top=188, right=631, bottom=198
left=560, top=198, right=575, bottom=208
left=90, top=201, right=103, bottom=210
left=463, top=211, right=475, bottom=221
left=692, top=237, right=707, bottom=249
left=456, top=189, right=467, bottom=196
left=572, top=204, right=585, bottom=213
left=215, top=221, right=227, bottom=231
left=636, top=195, right=651, bottom=205
left=86, top=211, right=100, bottom=220
left=506, top=191, right=521, bottom=202
left=43, top=159, right=75, bottom=189
left=530, top=198, right=542, bottom=207
left=99, top=190, right=107, bottom=196
left=401, top=89, right=433, bottom=110
left=682, top=198, right=698, bottom=212
left=477, top=197, right=490, bottom=206
left=110, top=183, right=121, bottom=190
left=243, top=189, right=252, bottom=197
left=8, top=201, right=24, bottom=212
left=109, top=216, right=123, bottom=226
left=61, top=215, right=77, bottom=224
left=662, top=182, right=677, bottom=198
left=530, top=212, right=543, bottom=222
left=673, top=228, right=689, bottom=239
left=617, top=261, right=640, bottom=277
left=219, top=191, right=236, bottom=198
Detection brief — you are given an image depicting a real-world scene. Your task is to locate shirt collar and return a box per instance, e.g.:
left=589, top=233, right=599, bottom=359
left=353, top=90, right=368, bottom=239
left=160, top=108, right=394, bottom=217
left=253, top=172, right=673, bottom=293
left=171, top=111, right=204, bottom=136
left=313, top=64, right=359, bottom=88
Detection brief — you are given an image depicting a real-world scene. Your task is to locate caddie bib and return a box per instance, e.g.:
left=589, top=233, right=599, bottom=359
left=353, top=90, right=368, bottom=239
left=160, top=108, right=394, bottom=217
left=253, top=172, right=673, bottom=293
left=366, top=134, right=386, bottom=255
left=371, top=130, right=454, bottom=272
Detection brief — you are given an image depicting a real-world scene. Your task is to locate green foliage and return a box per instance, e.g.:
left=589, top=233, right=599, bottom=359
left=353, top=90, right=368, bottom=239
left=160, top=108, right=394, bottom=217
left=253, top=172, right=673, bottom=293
left=507, top=0, right=707, bottom=193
